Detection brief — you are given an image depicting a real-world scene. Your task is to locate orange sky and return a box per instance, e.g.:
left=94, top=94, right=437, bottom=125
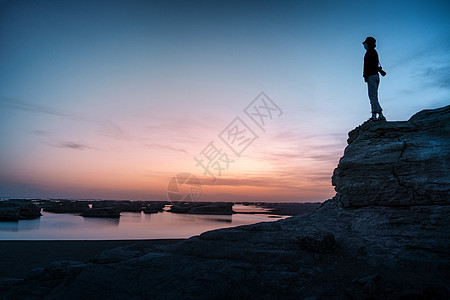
left=1, top=0, right=448, bottom=202
left=0, top=100, right=343, bottom=202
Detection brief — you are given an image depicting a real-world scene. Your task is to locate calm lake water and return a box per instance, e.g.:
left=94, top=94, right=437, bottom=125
left=0, top=205, right=288, bottom=240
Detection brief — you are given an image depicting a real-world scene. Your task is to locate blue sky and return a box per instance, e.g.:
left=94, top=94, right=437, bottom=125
left=0, top=0, right=449, bottom=201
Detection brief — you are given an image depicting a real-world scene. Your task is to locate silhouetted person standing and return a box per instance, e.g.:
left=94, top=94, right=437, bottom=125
left=363, top=36, right=386, bottom=122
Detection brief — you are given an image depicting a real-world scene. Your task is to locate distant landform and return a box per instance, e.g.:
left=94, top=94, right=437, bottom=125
left=0, top=199, right=321, bottom=221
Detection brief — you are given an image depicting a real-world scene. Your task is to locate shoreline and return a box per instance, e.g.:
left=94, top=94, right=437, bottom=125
left=0, top=203, right=322, bottom=279
left=0, top=239, right=184, bottom=279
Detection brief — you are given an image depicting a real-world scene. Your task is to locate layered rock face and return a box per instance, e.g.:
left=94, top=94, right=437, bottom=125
left=332, top=105, right=450, bottom=207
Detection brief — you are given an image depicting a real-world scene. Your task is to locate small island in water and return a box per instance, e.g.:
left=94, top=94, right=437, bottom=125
left=0, top=105, right=449, bottom=299
left=0, top=199, right=321, bottom=221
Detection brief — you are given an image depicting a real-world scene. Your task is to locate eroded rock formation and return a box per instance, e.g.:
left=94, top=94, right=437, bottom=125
left=332, top=105, right=450, bottom=207
left=0, top=200, right=41, bottom=221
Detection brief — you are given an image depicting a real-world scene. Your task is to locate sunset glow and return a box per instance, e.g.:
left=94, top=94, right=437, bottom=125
left=1, top=0, right=449, bottom=202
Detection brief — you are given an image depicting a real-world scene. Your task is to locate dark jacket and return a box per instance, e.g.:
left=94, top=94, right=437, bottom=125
left=363, top=49, right=379, bottom=80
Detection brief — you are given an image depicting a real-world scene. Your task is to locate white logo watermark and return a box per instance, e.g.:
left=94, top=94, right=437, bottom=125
left=166, top=92, right=283, bottom=202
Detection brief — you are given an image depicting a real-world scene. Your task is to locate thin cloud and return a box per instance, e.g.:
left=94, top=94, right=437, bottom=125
left=0, top=97, right=86, bottom=121
left=201, top=176, right=333, bottom=196
left=390, top=34, right=450, bottom=92
left=143, top=143, right=189, bottom=155
left=199, top=172, right=331, bottom=192
left=306, top=152, right=344, bottom=162
left=98, top=120, right=132, bottom=140
left=390, top=34, right=450, bottom=68
left=201, top=176, right=303, bottom=191
left=46, top=141, right=97, bottom=151
left=270, top=128, right=345, bottom=146
left=0, top=97, right=222, bottom=152
left=255, top=140, right=344, bottom=165
left=421, top=65, right=450, bottom=89
left=1, top=97, right=143, bottom=147
left=30, top=130, right=51, bottom=136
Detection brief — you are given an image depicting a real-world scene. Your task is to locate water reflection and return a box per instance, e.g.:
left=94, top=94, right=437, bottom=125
left=233, top=204, right=274, bottom=213
left=119, top=212, right=142, bottom=223
left=207, top=217, right=232, bottom=224
left=83, top=217, right=120, bottom=227
left=0, top=218, right=41, bottom=232
left=142, top=213, right=152, bottom=222
left=0, top=206, right=288, bottom=240
left=186, top=215, right=233, bottom=224
left=0, top=222, right=19, bottom=232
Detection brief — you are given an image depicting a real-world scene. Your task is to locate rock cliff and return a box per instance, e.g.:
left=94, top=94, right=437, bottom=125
left=1, top=106, right=449, bottom=299
left=332, top=105, right=450, bottom=207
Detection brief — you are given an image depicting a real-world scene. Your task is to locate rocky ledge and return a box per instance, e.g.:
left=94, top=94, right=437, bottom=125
left=1, top=106, right=449, bottom=299
left=332, top=105, right=450, bottom=207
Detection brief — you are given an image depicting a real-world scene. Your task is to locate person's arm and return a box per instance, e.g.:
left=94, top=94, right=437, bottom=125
left=376, top=52, right=387, bottom=76
left=363, top=53, right=368, bottom=82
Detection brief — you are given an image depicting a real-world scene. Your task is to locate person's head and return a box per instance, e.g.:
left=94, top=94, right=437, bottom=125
left=362, top=37, right=376, bottom=49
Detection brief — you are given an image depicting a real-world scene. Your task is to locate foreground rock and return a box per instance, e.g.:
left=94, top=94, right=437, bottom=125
left=2, top=204, right=448, bottom=299
left=260, top=202, right=322, bottom=215
left=1, top=106, right=449, bottom=299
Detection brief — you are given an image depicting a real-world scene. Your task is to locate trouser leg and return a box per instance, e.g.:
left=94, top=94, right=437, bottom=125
left=367, top=75, right=382, bottom=114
